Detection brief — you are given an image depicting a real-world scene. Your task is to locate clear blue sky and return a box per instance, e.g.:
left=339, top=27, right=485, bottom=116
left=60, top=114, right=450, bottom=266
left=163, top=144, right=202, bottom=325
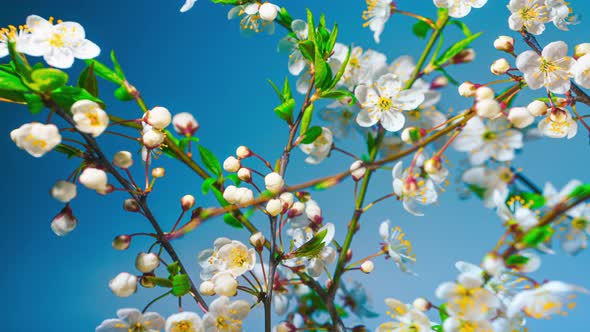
left=1, top=0, right=589, bottom=331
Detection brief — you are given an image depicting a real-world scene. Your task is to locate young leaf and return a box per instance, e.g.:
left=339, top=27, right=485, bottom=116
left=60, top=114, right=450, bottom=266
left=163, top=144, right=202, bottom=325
left=291, top=227, right=328, bottom=258
left=299, top=40, right=315, bottom=62
left=274, top=98, right=295, bottom=123
left=434, top=32, right=482, bottom=67
left=314, top=49, right=332, bottom=90
left=306, top=9, right=316, bottom=42
left=167, top=261, right=181, bottom=276
left=268, top=79, right=283, bottom=102
left=197, top=145, right=222, bottom=177
left=282, top=77, right=292, bottom=101
left=114, top=85, right=134, bottom=101
left=171, top=274, right=191, bottom=296
left=224, top=213, right=243, bottom=229
left=449, top=20, right=473, bottom=36
left=300, top=126, right=322, bottom=144
left=201, top=177, right=217, bottom=194
left=51, top=86, right=105, bottom=111
left=0, top=70, right=28, bottom=92
left=299, top=103, right=315, bottom=137
left=24, top=93, right=44, bottom=114
left=320, top=89, right=355, bottom=104
left=30, top=68, right=69, bottom=92
left=110, top=50, right=126, bottom=80
left=325, top=23, right=338, bottom=55
left=412, top=20, right=431, bottom=39
left=522, top=225, right=554, bottom=248
left=84, top=59, right=124, bottom=85
left=327, top=44, right=351, bottom=90
left=77, top=64, right=99, bottom=97
left=506, top=254, right=530, bottom=266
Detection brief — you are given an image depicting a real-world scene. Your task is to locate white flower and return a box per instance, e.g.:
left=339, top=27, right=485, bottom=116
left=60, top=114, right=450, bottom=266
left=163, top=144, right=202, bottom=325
left=462, top=166, right=513, bottom=208
left=0, top=25, right=30, bottom=58
left=375, top=298, right=432, bottom=332
left=559, top=203, right=590, bottom=254
left=573, top=53, right=590, bottom=88
left=355, top=73, right=425, bottom=132
left=10, top=122, right=61, bottom=157
left=79, top=167, right=108, bottom=192
left=443, top=316, right=493, bottom=332
left=216, top=240, right=256, bottom=277
left=507, top=0, right=548, bottom=35
left=299, top=127, right=333, bottom=164
left=497, top=195, right=539, bottom=232
left=25, top=15, right=100, bottom=68
left=434, top=0, right=488, bottom=18
left=166, top=312, right=203, bottom=332
left=516, top=41, right=576, bottom=94
left=228, top=3, right=276, bottom=35
left=392, top=161, right=438, bottom=216
left=507, top=281, right=588, bottom=318
left=277, top=20, right=308, bottom=75
left=336, top=45, right=388, bottom=89
left=379, top=220, right=416, bottom=274
left=258, top=2, right=280, bottom=21
left=172, top=112, right=199, bottom=136
left=436, top=272, right=500, bottom=320
left=453, top=117, right=523, bottom=165
left=546, top=0, right=579, bottom=31
left=51, top=180, right=77, bottom=203
left=203, top=296, right=250, bottom=332
left=109, top=272, right=137, bottom=297
left=543, top=179, right=582, bottom=208
left=180, top=0, right=197, bottom=13
left=135, top=253, right=160, bottom=273
left=198, top=237, right=232, bottom=280
left=362, top=0, right=393, bottom=43
left=113, top=151, right=133, bottom=169
left=144, top=106, right=172, bottom=130
left=96, top=308, right=165, bottom=332
left=71, top=100, right=109, bottom=137
left=51, top=206, right=77, bottom=236
left=265, top=172, right=284, bottom=193
left=538, top=109, right=577, bottom=139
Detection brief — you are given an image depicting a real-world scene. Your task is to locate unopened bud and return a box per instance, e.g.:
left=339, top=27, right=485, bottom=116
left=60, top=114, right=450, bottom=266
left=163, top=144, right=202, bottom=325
left=346, top=249, right=353, bottom=262
left=279, top=192, right=294, bottom=210
left=424, top=157, right=442, bottom=175
left=351, top=326, right=368, bottom=332
left=475, top=86, right=495, bottom=101
left=266, top=199, right=283, bottom=216
left=123, top=198, right=140, bottom=212
left=360, top=260, right=374, bottom=273
left=223, top=185, right=238, bottom=204
left=200, top=280, right=216, bottom=296
left=223, top=156, right=240, bottom=173
left=574, top=43, right=590, bottom=59
left=144, top=106, right=172, bottom=130
left=237, top=168, right=252, bottom=181
left=349, top=160, right=366, bottom=181
left=113, top=235, right=131, bottom=250
left=142, top=129, right=165, bottom=148
left=451, top=48, right=475, bottom=64
left=483, top=254, right=505, bottom=276
left=236, top=146, right=251, bottom=159
left=181, top=194, right=195, bottom=210
left=136, top=252, right=160, bottom=273
left=458, top=82, right=477, bottom=97
left=113, top=151, right=133, bottom=169
left=401, top=127, right=425, bottom=144
left=250, top=232, right=266, bottom=250
left=431, top=76, right=449, bottom=89
left=289, top=201, right=305, bottom=217
left=140, top=273, right=156, bottom=288
left=151, top=167, right=165, bottom=178
left=507, top=107, right=535, bottom=128
left=412, top=297, right=431, bottom=312
left=51, top=180, right=77, bottom=203
left=265, top=172, right=284, bottom=193
left=527, top=100, right=549, bottom=116
left=491, top=58, right=510, bottom=75
left=475, top=99, right=502, bottom=118
left=259, top=2, right=279, bottom=21
left=494, top=36, right=515, bottom=53
left=51, top=206, right=77, bottom=236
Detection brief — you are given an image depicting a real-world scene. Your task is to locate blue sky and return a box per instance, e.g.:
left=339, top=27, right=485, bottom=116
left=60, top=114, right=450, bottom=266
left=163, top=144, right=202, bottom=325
left=1, top=0, right=589, bottom=331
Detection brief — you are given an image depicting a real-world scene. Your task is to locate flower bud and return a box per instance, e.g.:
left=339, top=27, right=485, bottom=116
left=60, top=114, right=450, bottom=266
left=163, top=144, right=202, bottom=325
left=275, top=322, right=292, bottom=332
left=265, top=172, right=284, bottom=193
left=279, top=192, right=294, bottom=209
left=305, top=201, right=322, bottom=223
left=527, top=100, right=549, bottom=117
left=289, top=201, right=305, bottom=217
left=142, top=128, right=165, bottom=148
left=172, top=112, right=199, bottom=136
left=266, top=198, right=283, bottom=216
left=123, top=198, right=140, bottom=212
left=424, top=157, right=442, bottom=175
left=223, top=185, right=238, bottom=204
left=483, top=254, right=505, bottom=276
left=237, top=168, right=252, bottom=181
left=360, top=260, right=374, bottom=273
left=349, top=160, right=366, bottom=181
left=346, top=249, right=353, bottom=262
left=507, top=107, right=535, bottom=128
left=574, top=43, right=590, bottom=59
left=430, top=76, right=448, bottom=89
left=250, top=232, right=266, bottom=250
left=401, top=127, right=425, bottom=144
left=490, top=58, right=510, bottom=75
left=412, top=297, right=431, bottom=312
left=136, top=252, right=160, bottom=273
left=51, top=180, right=77, bottom=203
left=451, top=48, right=475, bottom=64
left=475, top=99, right=502, bottom=118
left=151, top=167, right=165, bottom=178
left=144, top=106, right=172, bottom=130
left=458, top=82, right=477, bottom=97
left=79, top=167, right=108, bottom=191
left=223, top=156, right=241, bottom=173
left=493, top=36, right=514, bottom=53
left=181, top=194, right=195, bottom=210
left=351, top=326, right=368, bottom=332
left=113, top=235, right=131, bottom=250
left=212, top=272, right=238, bottom=296
left=475, top=86, right=495, bottom=101
left=51, top=206, right=77, bottom=236
left=236, top=187, right=254, bottom=205
left=259, top=2, right=279, bottom=21
left=109, top=272, right=137, bottom=297
left=113, top=151, right=133, bottom=169
left=140, top=273, right=156, bottom=288
left=200, top=280, right=216, bottom=296
left=236, top=146, right=251, bottom=159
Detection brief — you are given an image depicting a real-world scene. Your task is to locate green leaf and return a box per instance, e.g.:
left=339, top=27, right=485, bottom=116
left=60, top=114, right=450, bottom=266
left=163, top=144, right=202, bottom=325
left=224, top=213, right=243, bottom=228
left=167, top=261, right=181, bottom=276
left=114, top=85, right=134, bottom=101
left=299, top=40, right=315, bottom=62
left=54, top=144, right=83, bottom=158
left=439, top=303, right=449, bottom=322
left=84, top=59, right=124, bottom=85
left=522, top=225, right=554, bottom=248
left=467, top=184, right=487, bottom=200
left=366, top=132, right=376, bottom=152
left=0, top=89, right=26, bottom=103
left=320, top=89, right=355, bottom=104
left=211, top=0, right=243, bottom=4
left=7, top=43, right=32, bottom=80
left=172, top=274, right=191, bottom=296
left=110, top=50, right=126, bottom=80
left=274, top=98, right=295, bottom=123
left=306, top=9, right=316, bottom=42
left=282, top=77, right=292, bottom=101
left=519, top=192, right=546, bottom=209
left=0, top=70, right=28, bottom=92
left=506, top=254, right=530, bottom=266
left=30, top=68, right=69, bottom=92
left=24, top=93, right=44, bottom=114
left=277, top=7, right=293, bottom=28
left=449, top=20, right=473, bottom=36
left=325, top=23, right=338, bottom=55
left=268, top=79, right=283, bottom=102
left=225, top=173, right=241, bottom=186
left=148, top=277, right=173, bottom=288
left=211, top=186, right=229, bottom=207
left=197, top=145, right=222, bottom=177
left=77, top=64, right=99, bottom=97
left=327, top=44, right=351, bottom=90
left=291, top=227, right=328, bottom=258
left=434, top=32, right=482, bottom=67
left=412, top=20, right=431, bottom=39
left=314, top=48, right=332, bottom=90
left=569, top=183, right=590, bottom=199
left=51, top=86, right=104, bottom=111
left=300, top=126, right=322, bottom=144
left=201, top=177, right=217, bottom=194
left=299, top=103, right=314, bottom=136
